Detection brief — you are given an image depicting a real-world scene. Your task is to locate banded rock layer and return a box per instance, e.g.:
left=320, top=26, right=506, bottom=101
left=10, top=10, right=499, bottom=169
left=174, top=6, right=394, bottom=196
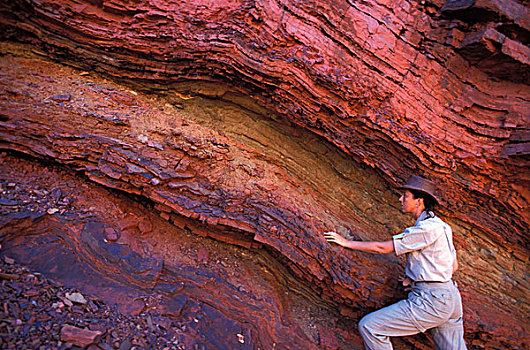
left=0, top=0, right=529, bottom=348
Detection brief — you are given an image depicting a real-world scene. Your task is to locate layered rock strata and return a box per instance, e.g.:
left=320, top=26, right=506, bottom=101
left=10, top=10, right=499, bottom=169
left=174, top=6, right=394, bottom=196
left=0, top=0, right=528, bottom=348
left=0, top=153, right=363, bottom=349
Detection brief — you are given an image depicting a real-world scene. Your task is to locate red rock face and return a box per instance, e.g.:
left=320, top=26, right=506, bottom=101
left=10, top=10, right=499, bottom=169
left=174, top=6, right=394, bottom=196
left=0, top=0, right=528, bottom=349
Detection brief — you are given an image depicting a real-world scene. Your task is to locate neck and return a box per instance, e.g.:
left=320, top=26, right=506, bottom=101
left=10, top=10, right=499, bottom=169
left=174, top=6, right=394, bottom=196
left=413, top=207, right=425, bottom=220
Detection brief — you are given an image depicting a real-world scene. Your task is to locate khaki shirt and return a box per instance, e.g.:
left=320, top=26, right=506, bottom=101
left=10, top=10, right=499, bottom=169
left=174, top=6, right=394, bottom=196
left=392, top=211, right=456, bottom=282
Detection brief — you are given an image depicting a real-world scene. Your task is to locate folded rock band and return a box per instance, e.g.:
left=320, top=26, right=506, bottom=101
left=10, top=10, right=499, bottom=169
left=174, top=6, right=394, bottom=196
left=324, top=175, right=467, bottom=350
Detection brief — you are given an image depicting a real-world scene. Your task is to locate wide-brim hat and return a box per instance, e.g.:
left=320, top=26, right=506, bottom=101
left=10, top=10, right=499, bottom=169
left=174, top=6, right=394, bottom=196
left=397, top=175, right=440, bottom=205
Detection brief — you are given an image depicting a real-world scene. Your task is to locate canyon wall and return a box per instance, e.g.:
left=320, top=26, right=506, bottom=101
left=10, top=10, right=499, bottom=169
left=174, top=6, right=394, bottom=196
left=0, top=0, right=528, bottom=348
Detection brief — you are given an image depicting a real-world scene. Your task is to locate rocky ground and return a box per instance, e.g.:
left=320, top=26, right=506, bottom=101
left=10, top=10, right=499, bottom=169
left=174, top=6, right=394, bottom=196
left=0, top=152, right=190, bottom=349
left=0, top=256, right=183, bottom=350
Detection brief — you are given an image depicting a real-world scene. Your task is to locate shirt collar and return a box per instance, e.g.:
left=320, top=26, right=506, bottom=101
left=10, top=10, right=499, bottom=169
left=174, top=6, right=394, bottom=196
left=415, top=210, right=430, bottom=225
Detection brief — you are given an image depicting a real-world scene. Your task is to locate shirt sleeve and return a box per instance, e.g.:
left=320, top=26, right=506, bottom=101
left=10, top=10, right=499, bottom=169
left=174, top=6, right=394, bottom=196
left=393, top=220, right=444, bottom=256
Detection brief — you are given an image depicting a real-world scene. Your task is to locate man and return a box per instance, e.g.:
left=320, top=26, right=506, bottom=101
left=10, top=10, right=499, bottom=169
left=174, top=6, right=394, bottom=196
left=324, top=175, right=467, bottom=350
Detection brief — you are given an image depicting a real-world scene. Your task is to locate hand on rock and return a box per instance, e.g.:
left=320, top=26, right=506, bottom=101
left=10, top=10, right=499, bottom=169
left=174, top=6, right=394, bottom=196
left=324, top=231, right=348, bottom=247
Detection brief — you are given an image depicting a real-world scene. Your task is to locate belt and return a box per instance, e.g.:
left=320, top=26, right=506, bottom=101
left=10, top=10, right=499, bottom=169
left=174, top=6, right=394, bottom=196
left=411, top=280, right=455, bottom=289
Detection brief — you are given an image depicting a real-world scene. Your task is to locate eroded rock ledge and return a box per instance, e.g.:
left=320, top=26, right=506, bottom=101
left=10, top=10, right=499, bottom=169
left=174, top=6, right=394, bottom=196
left=0, top=0, right=529, bottom=349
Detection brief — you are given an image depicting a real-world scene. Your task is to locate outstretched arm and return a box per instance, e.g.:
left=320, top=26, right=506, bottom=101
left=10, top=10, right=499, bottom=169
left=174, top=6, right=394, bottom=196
left=324, top=231, right=395, bottom=254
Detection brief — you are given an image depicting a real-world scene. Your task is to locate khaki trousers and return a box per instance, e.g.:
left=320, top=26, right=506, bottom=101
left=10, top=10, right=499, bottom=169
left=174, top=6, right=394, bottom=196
left=358, top=281, right=467, bottom=350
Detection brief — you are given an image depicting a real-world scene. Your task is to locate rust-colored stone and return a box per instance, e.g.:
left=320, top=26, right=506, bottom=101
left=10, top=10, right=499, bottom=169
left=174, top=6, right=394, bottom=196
left=60, top=325, right=102, bottom=347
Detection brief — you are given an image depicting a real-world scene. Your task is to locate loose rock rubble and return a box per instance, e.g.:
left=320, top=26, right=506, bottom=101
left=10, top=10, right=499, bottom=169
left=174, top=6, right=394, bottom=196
left=0, top=257, right=185, bottom=350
